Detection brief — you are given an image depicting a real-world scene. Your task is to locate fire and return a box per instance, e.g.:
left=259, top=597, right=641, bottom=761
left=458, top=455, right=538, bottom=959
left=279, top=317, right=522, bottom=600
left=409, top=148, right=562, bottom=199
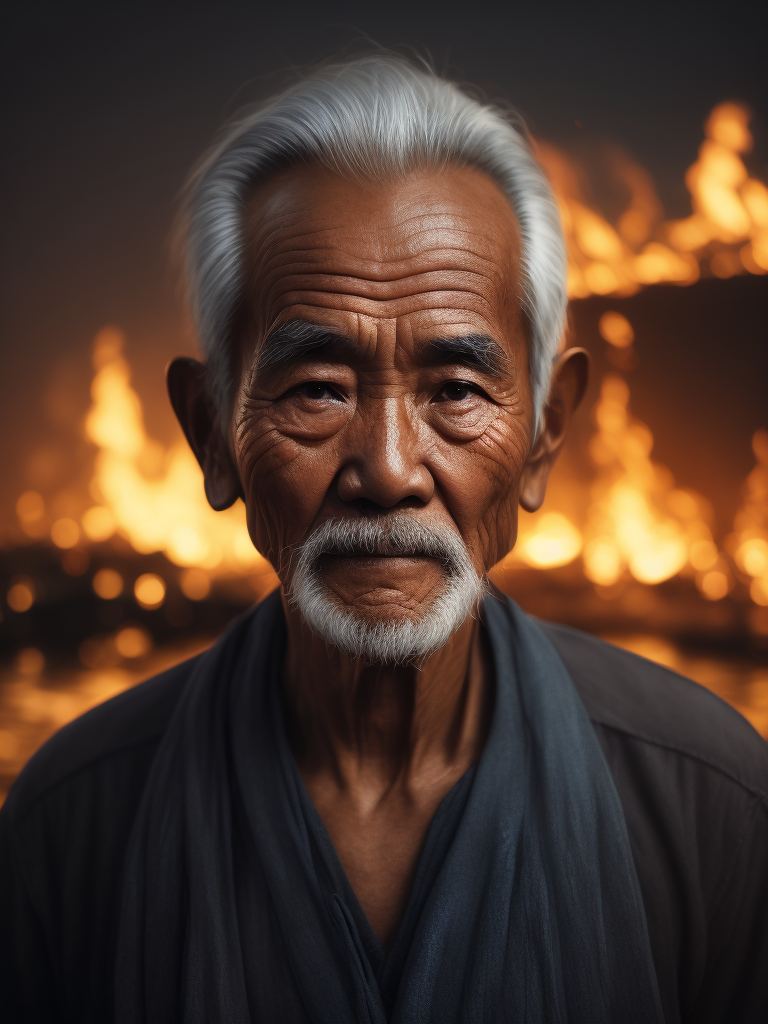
left=506, top=367, right=723, bottom=595
left=728, top=429, right=768, bottom=607
left=582, top=375, right=718, bottom=589
left=81, top=327, right=275, bottom=580
left=537, top=101, right=768, bottom=299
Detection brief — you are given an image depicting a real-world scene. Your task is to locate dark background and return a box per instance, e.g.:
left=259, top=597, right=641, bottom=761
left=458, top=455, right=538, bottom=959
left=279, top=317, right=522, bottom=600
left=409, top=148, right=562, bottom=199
left=1, top=0, right=766, bottom=534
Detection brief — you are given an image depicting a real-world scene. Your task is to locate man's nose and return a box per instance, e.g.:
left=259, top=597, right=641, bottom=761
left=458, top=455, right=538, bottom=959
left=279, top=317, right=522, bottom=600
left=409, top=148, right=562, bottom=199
left=336, top=395, right=434, bottom=509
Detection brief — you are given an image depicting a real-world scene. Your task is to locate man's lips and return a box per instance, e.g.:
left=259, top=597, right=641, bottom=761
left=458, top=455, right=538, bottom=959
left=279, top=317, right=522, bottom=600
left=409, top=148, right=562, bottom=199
left=319, top=553, right=442, bottom=562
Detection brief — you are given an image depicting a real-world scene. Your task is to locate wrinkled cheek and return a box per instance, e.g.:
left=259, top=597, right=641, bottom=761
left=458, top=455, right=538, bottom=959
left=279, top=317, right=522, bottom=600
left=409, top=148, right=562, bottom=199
left=485, top=492, right=520, bottom=567
left=451, top=444, right=526, bottom=572
left=239, top=435, right=337, bottom=575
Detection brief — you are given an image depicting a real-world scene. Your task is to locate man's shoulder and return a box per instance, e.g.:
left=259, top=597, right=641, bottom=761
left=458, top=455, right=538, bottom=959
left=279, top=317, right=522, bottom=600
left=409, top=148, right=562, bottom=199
left=3, top=653, right=200, bottom=825
left=537, top=618, right=768, bottom=802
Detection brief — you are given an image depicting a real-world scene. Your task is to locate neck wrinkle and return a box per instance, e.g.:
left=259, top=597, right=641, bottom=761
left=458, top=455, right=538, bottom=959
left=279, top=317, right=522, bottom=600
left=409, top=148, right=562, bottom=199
left=281, top=596, right=490, bottom=798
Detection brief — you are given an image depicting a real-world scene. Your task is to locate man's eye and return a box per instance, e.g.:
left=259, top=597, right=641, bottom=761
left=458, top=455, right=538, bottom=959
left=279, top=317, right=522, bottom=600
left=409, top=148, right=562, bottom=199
left=294, top=382, right=341, bottom=401
left=434, top=381, right=484, bottom=403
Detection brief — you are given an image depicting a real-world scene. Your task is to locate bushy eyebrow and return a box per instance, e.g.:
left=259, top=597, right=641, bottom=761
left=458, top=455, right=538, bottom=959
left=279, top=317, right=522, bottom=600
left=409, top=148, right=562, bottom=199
left=256, top=320, right=358, bottom=375
left=256, top=319, right=508, bottom=378
left=417, top=335, right=508, bottom=377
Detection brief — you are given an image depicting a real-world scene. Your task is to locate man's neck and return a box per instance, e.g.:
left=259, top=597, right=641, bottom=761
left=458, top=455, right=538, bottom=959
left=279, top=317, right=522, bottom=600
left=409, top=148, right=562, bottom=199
left=279, top=594, right=492, bottom=948
left=280, top=595, right=491, bottom=796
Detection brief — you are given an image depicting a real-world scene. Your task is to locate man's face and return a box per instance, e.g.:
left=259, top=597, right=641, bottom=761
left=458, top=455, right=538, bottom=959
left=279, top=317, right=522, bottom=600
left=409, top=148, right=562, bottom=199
left=230, top=163, right=535, bottom=629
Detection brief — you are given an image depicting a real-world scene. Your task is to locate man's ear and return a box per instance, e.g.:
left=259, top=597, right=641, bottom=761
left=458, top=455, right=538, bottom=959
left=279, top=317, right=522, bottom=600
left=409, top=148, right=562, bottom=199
left=519, top=347, right=590, bottom=513
left=167, top=357, right=243, bottom=512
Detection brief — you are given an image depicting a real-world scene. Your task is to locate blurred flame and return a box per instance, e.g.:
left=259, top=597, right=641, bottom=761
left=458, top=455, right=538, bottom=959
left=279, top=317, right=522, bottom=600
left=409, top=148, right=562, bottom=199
left=537, top=101, right=768, bottom=298
left=510, top=372, right=720, bottom=590
left=583, top=375, right=713, bottom=587
left=728, top=430, right=768, bottom=606
left=82, top=327, right=274, bottom=578
left=515, top=512, right=582, bottom=569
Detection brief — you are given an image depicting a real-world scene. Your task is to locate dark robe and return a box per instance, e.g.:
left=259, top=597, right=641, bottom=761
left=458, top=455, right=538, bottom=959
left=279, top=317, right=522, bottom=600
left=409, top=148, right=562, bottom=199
left=2, top=591, right=768, bottom=1022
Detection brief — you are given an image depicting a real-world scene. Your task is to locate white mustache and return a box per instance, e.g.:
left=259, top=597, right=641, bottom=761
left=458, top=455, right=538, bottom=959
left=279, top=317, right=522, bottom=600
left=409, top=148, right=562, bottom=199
left=294, top=515, right=473, bottom=577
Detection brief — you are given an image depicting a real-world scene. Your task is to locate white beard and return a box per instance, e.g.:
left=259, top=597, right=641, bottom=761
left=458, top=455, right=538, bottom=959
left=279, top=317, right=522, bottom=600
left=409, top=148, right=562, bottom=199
left=285, top=515, right=485, bottom=665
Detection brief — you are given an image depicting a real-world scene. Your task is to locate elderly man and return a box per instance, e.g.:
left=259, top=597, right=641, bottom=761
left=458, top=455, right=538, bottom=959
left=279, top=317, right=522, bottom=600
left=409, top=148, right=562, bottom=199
left=2, top=57, right=767, bottom=1024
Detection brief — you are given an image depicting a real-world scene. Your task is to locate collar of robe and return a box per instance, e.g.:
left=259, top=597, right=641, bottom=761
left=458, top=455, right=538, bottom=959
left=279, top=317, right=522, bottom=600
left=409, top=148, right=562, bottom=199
left=116, top=589, right=664, bottom=1024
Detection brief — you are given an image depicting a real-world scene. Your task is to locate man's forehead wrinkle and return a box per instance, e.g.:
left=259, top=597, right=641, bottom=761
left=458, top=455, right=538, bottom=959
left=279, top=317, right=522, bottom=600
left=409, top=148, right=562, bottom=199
left=249, top=226, right=507, bottom=270
left=247, top=205, right=516, bottom=284
left=252, top=248, right=509, bottom=305
left=249, top=224, right=512, bottom=272
left=261, top=290, right=499, bottom=328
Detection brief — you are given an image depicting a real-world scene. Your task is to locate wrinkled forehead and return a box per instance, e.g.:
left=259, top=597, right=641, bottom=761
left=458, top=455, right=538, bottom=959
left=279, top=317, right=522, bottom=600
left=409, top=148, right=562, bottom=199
left=240, top=162, right=525, bottom=345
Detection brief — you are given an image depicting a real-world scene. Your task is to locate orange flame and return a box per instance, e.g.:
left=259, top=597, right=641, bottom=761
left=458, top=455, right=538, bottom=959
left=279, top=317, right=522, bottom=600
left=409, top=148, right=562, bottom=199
left=582, top=375, right=719, bottom=589
left=81, top=327, right=274, bottom=579
left=728, top=430, right=768, bottom=606
left=504, top=367, right=725, bottom=594
left=537, top=101, right=768, bottom=299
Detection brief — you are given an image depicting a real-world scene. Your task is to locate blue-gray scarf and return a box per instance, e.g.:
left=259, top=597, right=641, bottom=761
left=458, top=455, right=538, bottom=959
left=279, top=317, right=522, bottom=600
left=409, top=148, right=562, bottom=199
left=116, top=590, right=663, bottom=1023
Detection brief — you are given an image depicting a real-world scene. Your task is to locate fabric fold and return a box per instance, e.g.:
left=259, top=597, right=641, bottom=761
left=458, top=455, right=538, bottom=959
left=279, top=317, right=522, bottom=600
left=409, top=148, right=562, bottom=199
left=116, top=590, right=663, bottom=1023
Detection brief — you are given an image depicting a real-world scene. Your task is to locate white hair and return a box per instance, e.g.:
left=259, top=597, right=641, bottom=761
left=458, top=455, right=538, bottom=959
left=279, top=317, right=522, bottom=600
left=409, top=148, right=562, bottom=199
left=182, top=54, right=567, bottom=425
left=286, top=515, right=485, bottom=664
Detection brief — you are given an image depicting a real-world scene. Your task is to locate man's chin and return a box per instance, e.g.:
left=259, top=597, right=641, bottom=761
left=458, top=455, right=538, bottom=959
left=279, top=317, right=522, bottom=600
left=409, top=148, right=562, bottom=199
left=286, top=517, right=486, bottom=663
left=290, top=575, right=484, bottom=666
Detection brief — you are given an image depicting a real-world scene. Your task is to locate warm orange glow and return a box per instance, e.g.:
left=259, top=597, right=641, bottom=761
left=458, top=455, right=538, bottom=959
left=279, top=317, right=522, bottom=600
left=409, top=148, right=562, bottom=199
left=737, top=538, right=768, bottom=578
left=50, top=517, right=81, bottom=549
left=710, top=250, right=743, bottom=278
left=750, top=235, right=768, bottom=271
left=535, top=101, right=766, bottom=300
left=690, top=539, right=719, bottom=571
left=15, top=648, right=45, bottom=675
left=83, top=327, right=276, bottom=580
left=82, top=505, right=117, bottom=542
left=7, top=579, right=35, bottom=613
left=515, top=512, right=582, bottom=568
left=699, top=569, right=731, bottom=601
left=16, top=491, right=46, bottom=538
left=92, top=568, right=124, bottom=599
left=583, top=375, right=711, bottom=586
left=506, top=351, right=724, bottom=591
left=728, top=429, right=768, bottom=607
left=705, top=103, right=753, bottom=153
left=180, top=568, right=212, bottom=601
left=598, top=311, right=634, bottom=348
left=582, top=538, right=622, bottom=586
left=134, top=573, right=166, bottom=609
left=115, top=625, right=153, bottom=658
